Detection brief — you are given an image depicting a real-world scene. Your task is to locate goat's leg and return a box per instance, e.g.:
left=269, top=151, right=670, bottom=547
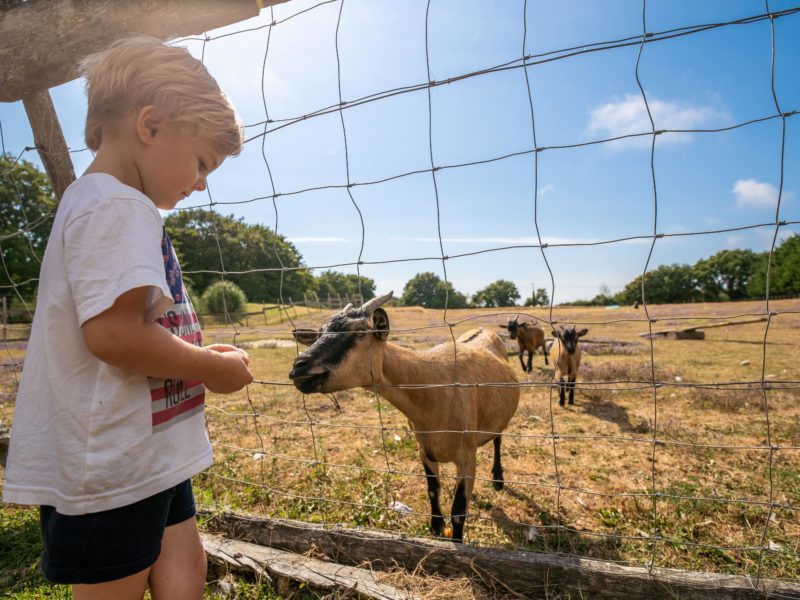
left=491, top=435, right=504, bottom=490
left=568, top=374, right=576, bottom=405
left=421, top=451, right=445, bottom=537
left=542, top=343, right=549, bottom=365
left=558, top=379, right=566, bottom=406
left=451, top=453, right=476, bottom=543
left=517, top=350, right=526, bottom=372
left=526, top=350, right=533, bottom=373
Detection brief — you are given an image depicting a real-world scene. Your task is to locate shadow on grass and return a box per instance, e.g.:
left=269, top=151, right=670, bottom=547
left=578, top=396, right=642, bottom=434
left=490, top=488, right=624, bottom=563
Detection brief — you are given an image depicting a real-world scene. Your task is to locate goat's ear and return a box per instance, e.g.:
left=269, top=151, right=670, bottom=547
left=519, top=322, right=529, bottom=329
left=293, top=328, right=320, bottom=346
left=372, top=308, right=390, bottom=341
left=551, top=329, right=560, bottom=339
left=577, top=328, right=589, bottom=338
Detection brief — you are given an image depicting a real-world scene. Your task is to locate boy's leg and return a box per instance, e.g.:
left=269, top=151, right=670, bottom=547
left=72, top=569, right=150, bottom=600
left=148, top=516, right=207, bottom=600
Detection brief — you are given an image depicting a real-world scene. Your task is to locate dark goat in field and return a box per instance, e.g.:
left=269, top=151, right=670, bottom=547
left=289, top=292, right=519, bottom=542
left=501, top=315, right=548, bottom=372
left=549, top=325, right=588, bottom=406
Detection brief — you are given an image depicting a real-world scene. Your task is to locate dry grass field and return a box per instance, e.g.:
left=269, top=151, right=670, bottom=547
left=191, top=299, right=800, bottom=582
left=2, top=298, right=799, bottom=589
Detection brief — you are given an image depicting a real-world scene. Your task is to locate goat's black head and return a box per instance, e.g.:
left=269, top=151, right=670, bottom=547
left=289, top=292, right=393, bottom=394
left=505, top=315, right=520, bottom=339
left=551, top=325, right=588, bottom=354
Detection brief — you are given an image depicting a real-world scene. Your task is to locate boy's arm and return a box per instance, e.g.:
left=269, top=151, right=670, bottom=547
left=82, top=286, right=252, bottom=394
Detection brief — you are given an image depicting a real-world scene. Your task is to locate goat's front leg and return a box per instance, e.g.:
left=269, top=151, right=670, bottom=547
left=421, top=450, right=445, bottom=537
left=558, top=378, right=566, bottom=406
left=568, top=374, right=576, bottom=405
left=517, top=350, right=526, bottom=372
left=451, top=452, right=476, bottom=543
left=542, top=343, right=549, bottom=365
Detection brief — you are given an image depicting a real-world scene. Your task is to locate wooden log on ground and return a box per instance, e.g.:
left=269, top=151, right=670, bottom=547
left=202, top=533, right=415, bottom=600
left=200, top=510, right=800, bottom=599
left=640, top=317, right=768, bottom=339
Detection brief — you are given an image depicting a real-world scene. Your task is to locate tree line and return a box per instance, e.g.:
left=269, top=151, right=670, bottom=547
left=567, top=242, right=800, bottom=306
left=2, top=155, right=798, bottom=311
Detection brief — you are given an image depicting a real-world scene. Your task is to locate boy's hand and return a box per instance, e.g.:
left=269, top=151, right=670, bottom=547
left=206, top=343, right=251, bottom=365
left=205, top=347, right=253, bottom=394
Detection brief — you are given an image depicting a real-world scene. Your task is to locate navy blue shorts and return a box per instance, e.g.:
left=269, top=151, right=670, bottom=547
left=39, top=479, right=196, bottom=585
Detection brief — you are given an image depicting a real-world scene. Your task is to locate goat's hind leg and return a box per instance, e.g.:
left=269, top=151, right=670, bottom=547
left=491, top=435, right=505, bottom=491
left=421, top=451, right=445, bottom=537
left=451, top=453, right=476, bottom=543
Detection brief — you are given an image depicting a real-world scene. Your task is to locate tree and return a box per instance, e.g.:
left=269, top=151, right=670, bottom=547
left=524, top=287, right=550, bottom=307
left=747, top=235, right=800, bottom=297
left=400, top=272, right=468, bottom=308
left=615, top=264, right=699, bottom=305
left=315, top=270, right=376, bottom=302
left=201, top=280, right=247, bottom=318
left=472, top=279, right=520, bottom=307
left=0, top=154, right=57, bottom=303
left=165, top=209, right=315, bottom=302
left=694, top=249, right=760, bottom=301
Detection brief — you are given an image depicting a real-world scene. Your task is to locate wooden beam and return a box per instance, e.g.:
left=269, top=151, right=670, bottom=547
left=0, top=0, right=290, bottom=102
left=640, top=317, right=769, bottom=339
left=202, top=533, right=416, bottom=600
left=21, top=90, right=75, bottom=201
left=201, top=510, right=800, bottom=599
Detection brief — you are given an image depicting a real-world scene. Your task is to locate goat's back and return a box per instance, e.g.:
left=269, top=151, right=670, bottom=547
left=456, top=327, right=508, bottom=362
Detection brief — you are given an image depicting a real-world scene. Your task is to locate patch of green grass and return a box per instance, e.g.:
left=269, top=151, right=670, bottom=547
left=0, top=505, right=71, bottom=599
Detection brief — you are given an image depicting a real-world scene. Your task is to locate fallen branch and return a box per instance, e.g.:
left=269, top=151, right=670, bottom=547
left=202, top=533, right=415, bottom=600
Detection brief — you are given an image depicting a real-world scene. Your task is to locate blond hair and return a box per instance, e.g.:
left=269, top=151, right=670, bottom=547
left=80, top=36, right=243, bottom=156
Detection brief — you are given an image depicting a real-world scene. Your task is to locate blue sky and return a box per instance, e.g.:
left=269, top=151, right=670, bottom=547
left=2, top=0, right=798, bottom=302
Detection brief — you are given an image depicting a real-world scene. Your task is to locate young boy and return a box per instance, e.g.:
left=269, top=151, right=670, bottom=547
left=2, top=36, right=252, bottom=599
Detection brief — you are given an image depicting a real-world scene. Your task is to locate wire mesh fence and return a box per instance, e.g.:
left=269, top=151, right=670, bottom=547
left=1, top=0, right=800, bottom=593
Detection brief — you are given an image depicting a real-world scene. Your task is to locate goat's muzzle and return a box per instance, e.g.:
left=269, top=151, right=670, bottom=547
left=289, top=355, right=329, bottom=394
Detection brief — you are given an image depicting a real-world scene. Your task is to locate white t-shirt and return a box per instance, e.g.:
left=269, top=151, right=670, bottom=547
left=2, top=173, right=213, bottom=515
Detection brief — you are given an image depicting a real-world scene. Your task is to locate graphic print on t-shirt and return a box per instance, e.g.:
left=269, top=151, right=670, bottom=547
left=149, top=229, right=205, bottom=433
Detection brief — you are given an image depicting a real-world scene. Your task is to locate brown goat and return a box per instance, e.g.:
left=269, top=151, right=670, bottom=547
left=289, top=292, right=519, bottom=542
left=500, top=315, right=548, bottom=372
left=549, top=325, right=588, bottom=406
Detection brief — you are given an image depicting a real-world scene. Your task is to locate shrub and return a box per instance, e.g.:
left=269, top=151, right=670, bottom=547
left=201, top=280, right=247, bottom=318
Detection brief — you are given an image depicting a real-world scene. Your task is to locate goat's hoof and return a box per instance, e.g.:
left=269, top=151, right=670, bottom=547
left=493, top=480, right=504, bottom=491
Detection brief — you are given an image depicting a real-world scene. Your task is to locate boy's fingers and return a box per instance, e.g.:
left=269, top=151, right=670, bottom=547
left=206, top=344, right=250, bottom=364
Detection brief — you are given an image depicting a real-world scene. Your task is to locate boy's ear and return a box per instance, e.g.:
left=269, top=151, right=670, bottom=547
left=136, top=105, right=167, bottom=144
left=372, top=308, right=390, bottom=342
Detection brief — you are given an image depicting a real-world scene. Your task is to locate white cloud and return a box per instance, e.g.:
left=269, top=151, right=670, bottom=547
left=387, top=236, right=650, bottom=246
left=538, top=184, right=555, bottom=196
left=585, top=93, right=724, bottom=149
left=732, top=179, right=779, bottom=209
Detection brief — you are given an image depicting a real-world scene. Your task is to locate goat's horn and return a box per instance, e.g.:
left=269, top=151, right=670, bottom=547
left=342, top=303, right=354, bottom=313
left=360, top=291, right=394, bottom=317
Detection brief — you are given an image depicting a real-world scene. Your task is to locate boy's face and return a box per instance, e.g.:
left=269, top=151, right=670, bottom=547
left=138, top=123, right=226, bottom=210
